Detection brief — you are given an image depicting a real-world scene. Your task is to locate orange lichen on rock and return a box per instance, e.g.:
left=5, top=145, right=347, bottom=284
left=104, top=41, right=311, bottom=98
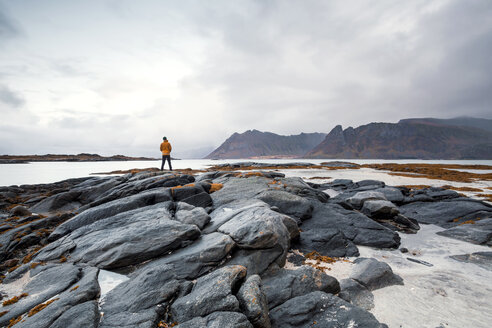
left=2, top=293, right=28, bottom=306
left=7, top=315, right=22, bottom=328
left=27, top=298, right=59, bottom=317
left=7, top=265, right=20, bottom=273
left=0, top=311, right=8, bottom=317
left=70, top=285, right=79, bottom=292
left=59, top=256, right=67, bottom=263
left=30, top=262, right=44, bottom=269
left=158, top=321, right=177, bottom=328
left=209, top=183, right=223, bottom=193
left=22, top=246, right=43, bottom=264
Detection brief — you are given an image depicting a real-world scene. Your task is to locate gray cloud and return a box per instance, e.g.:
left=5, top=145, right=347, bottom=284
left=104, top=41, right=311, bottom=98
left=0, top=84, right=24, bottom=108
left=0, top=0, right=491, bottom=157
left=0, top=6, right=20, bottom=40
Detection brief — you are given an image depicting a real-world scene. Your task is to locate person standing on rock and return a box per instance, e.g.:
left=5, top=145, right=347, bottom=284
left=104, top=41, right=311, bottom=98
left=160, top=136, right=172, bottom=171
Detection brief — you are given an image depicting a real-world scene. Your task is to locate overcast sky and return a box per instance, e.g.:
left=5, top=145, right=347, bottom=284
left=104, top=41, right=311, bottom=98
left=1, top=0, right=491, bottom=158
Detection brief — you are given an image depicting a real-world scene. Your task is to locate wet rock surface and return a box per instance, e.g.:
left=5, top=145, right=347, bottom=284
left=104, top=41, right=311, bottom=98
left=1, top=164, right=491, bottom=327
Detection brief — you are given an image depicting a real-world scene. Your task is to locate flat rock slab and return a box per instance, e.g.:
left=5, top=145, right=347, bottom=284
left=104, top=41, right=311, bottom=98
left=436, top=218, right=492, bottom=246
left=257, top=189, right=313, bottom=222
left=50, top=188, right=173, bottom=240
left=262, top=267, right=340, bottom=309
left=399, top=200, right=492, bottom=227
left=269, top=291, right=387, bottom=328
left=450, top=251, right=492, bottom=271
left=36, top=203, right=201, bottom=269
left=350, top=258, right=403, bottom=291
left=2, top=265, right=100, bottom=328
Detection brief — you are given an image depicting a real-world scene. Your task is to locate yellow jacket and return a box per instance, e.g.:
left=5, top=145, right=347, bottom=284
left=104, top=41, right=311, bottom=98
left=160, top=140, right=172, bottom=155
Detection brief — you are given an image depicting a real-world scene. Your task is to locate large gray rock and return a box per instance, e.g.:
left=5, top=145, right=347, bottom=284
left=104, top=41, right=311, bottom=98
left=293, top=229, right=359, bottom=257
left=350, top=258, right=403, bottom=291
left=262, top=267, right=340, bottom=309
left=36, top=203, right=201, bottom=269
left=347, top=191, right=387, bottom=209
left=361, top=199, right=399, bottom=219
left=269, top=291, right=387, bottom=328
left=143, top=232, right=236, bottom=279
left=175, top=311, right=253, bottom=328
left=301, top=202, right=400, bottom=249
left=338, top=278, right=375, bottom=310
left=436, top=218, right=492, bottom=246
left=49, top=188, right=172, bottom=240
left=257, top=189, right=313, bottom=222
left=450, top=251, right=492, bottom=271
left=100, top=264, right=181, bottom=328
left=224, top=245, right=285, bottom=277
left=175, top=202, right=211, bottom=229
left=218, top=202, right=296, bottom=252
left=237, top=274, right=271, bottom=328
left=399, top=199, right=492, bottom=227
left=170, top=265, right=247, bottom=323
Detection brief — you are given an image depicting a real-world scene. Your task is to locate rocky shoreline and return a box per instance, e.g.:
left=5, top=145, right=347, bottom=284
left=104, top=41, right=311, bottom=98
left=0, top=163, right=491, bottom=327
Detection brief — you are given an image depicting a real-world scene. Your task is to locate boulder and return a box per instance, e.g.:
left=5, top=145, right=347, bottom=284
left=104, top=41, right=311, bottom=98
left=350, top=258, right=403, bottom=291
left=11, top=205, right=32, bottom=217
left=218, top=203, right=295, bottom=252
left=225, top=244, right=285, bottom=277
left=347, top=191, right=387, bottom=209
left=338, top=278, right=374, bottom=310
left=170, top=265, right=247, bottom=323
left=301, top=202, right=400, bottom=249
left=257, top=189, right=313, bottom=222
left=175, top=202, right=211, bottom=229
left=269, top=291, right=387, bottom=328
left=293, top=229, right=359, bottom=257
left=361, top=200, right=399, bottom=219
left=262, top=267, right=340, bottom=309
left=237, top=274, right=271, bottom=328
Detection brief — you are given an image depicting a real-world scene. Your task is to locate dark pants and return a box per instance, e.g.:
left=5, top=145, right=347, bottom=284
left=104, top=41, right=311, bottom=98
left=161, top=155, right=172, bottom=171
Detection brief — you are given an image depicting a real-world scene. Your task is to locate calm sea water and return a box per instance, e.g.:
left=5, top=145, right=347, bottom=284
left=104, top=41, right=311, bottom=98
left=1, top=159, right=492, bottom=187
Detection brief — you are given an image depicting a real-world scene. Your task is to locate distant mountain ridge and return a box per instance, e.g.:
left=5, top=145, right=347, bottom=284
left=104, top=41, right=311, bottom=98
left=306, top=117, right=492, bottom=159
left=205, top=130, right=326, bottom=159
